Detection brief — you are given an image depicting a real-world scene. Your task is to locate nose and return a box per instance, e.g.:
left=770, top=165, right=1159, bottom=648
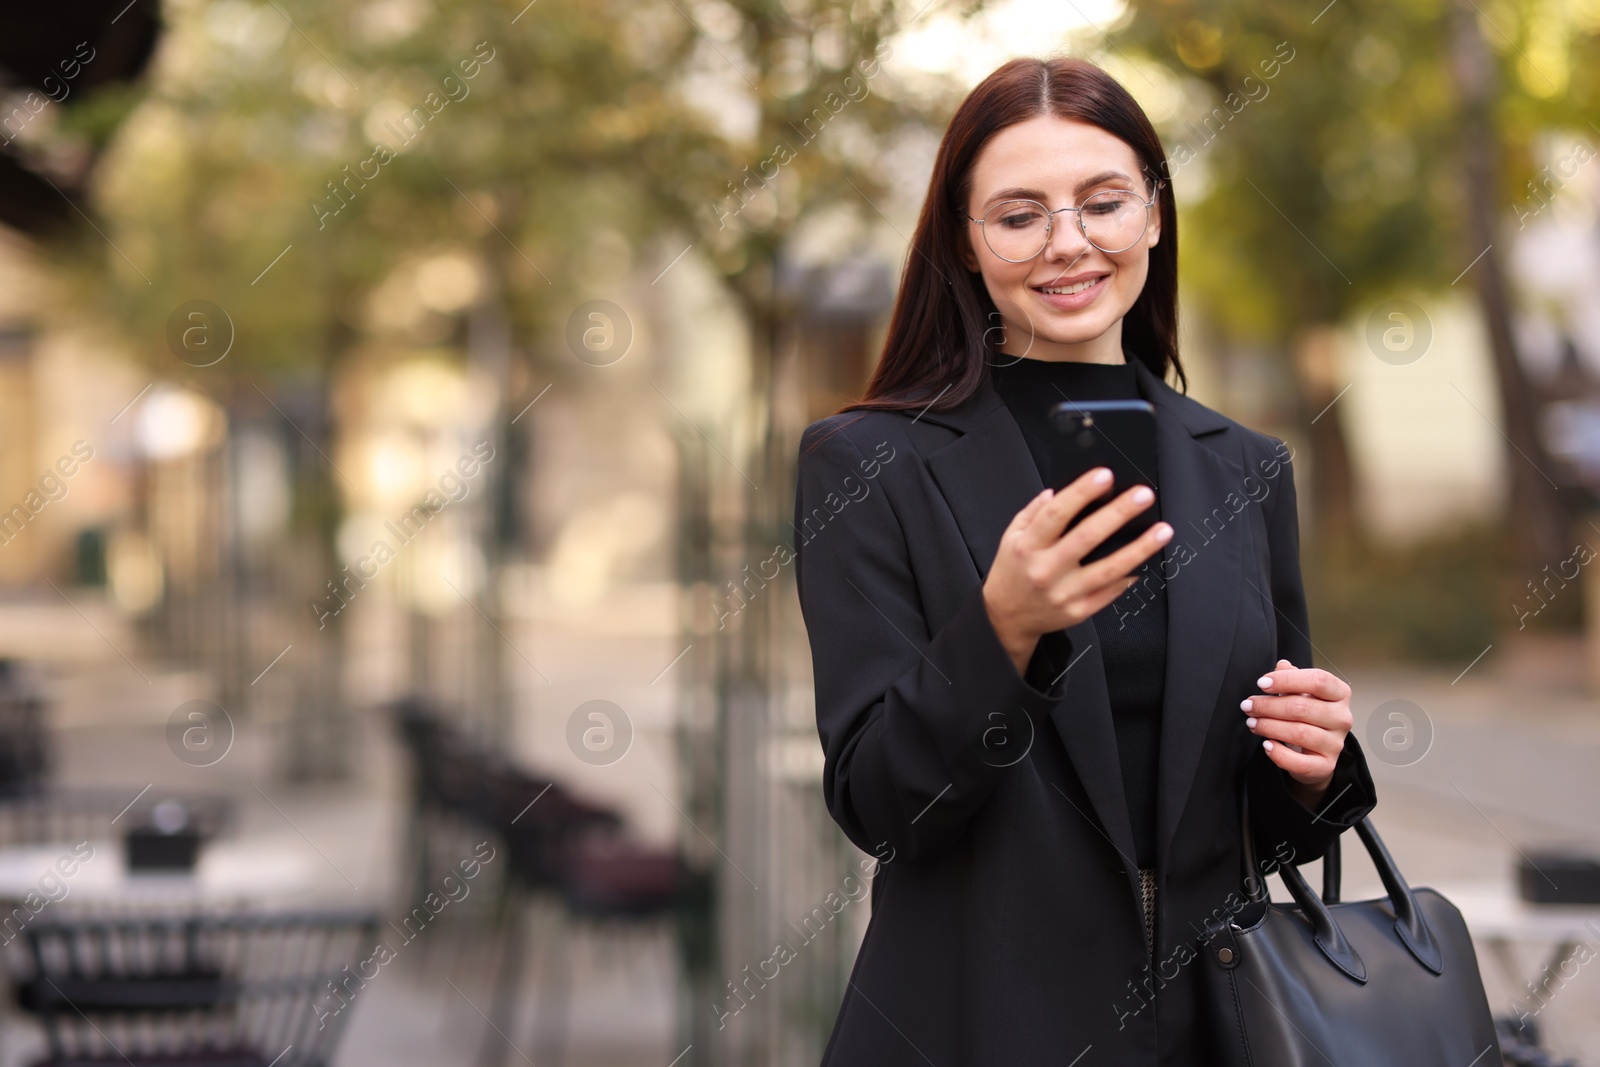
left=1042, top=209, right=1091, bottom=262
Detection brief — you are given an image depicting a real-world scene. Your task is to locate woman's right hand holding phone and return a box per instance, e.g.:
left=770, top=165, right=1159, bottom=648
left=982, top=467, right=1173, bottom=678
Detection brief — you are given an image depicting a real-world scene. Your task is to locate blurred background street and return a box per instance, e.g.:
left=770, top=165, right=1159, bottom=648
left=0, top=0, right=1596, bottom=1064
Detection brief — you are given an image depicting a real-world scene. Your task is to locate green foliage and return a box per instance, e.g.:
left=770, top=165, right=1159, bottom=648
left=29, top=0, right=968, bottom=387
left=1306, top=521, right=1509, bottom=663
left=53, top=80, right=145, bottom=149
left=1114, top=0, right=1600, bottom=342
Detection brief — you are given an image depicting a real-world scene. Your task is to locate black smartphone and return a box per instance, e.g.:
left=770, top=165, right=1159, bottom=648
left=1046, top=399, right=1159, bottom=563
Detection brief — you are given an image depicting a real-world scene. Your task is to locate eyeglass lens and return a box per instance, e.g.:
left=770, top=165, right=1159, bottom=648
left=981, top=190, right=1150, bottom=259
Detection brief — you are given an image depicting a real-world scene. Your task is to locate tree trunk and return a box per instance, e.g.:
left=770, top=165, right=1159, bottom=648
left=1291, top=324, right=1361, bottom=553
left=1450, top=0, right=1570, bottom=573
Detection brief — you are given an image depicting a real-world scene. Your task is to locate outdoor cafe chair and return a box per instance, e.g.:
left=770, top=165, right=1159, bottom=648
left=10, top=908, right=378, bottom=1067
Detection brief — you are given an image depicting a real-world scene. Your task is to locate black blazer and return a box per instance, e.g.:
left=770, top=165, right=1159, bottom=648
left=792, top=357, right=1378, bottom=1067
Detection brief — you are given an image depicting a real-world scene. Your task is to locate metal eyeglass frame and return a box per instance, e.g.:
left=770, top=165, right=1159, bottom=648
left=959, top=180, right=1164, bottom=260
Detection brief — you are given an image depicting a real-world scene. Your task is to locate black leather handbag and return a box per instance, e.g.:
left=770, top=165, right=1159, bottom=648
left=1200, top=785, right=1505, bottom=1066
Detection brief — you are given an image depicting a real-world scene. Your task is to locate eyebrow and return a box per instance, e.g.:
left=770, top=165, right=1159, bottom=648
left=980, top=170, right=1135, bottom=208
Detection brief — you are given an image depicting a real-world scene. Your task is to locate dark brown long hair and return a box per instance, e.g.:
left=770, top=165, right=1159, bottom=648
left=815, top=56, right=1183, bottom=446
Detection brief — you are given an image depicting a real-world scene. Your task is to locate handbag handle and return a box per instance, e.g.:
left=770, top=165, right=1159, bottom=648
left=1238, top=782, right=1444, bottom=980
left=1322, top=835, right=1340, bottom=904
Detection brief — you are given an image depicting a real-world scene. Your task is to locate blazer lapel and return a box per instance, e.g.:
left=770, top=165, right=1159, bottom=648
left=1128, top=359, right=1247, bottom=875
left=923, top=377, right=1139, bottom=879
left=920, top=359, right=1251, bottom=885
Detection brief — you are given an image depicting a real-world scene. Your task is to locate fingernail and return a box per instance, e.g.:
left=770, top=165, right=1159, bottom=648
left=1257, top=676, right=1273, bottom=689
left=1154, top=523, right=1172, bottom=543
left=1240, top=699, right=1252, bottom=712
left=1245, top=717, right=1257, bottom=728
left=1262, top=740, right=1274, bottom=751
left=1132, top=486, right=1153, bottom=504
left=1093, top=468, right=1112, bottom=485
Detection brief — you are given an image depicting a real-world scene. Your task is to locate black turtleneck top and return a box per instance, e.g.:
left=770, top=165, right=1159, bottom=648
left=989, top=354, right=1166, bottom=870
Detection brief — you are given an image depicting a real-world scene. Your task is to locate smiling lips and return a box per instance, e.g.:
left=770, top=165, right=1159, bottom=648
left=1034, top=273, right=1108, bottom=296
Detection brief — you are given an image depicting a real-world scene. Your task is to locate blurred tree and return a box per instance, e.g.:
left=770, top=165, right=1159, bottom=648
left=604, top=7, right=1002, bottom=1063
left=1114, top=0, right=1594, bottom=571
left=0, top=2, right=161, bottom=236
left=18, top=0, right=995, bottom=1061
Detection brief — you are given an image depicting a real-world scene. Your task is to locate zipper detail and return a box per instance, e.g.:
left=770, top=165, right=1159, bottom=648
left=1138, top=867, right=1156, bottom=958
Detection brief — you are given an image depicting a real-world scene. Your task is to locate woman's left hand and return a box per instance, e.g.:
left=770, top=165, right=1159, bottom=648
left=1241, top=658, right=1353, bottom=808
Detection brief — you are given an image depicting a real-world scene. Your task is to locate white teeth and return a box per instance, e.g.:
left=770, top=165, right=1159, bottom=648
left=1038, top=277, right=1103, bottom=296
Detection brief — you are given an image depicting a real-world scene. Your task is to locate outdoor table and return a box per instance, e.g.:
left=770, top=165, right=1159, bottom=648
left=1433, top=879, right=1600, bottom=1016
left=0, top=836, right=317, bottom=908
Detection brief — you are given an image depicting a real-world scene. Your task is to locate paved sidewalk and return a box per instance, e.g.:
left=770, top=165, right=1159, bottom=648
left=1331, top=642, right=1600, bottom=1064
left=7, top=630, right=1598, bottom=1066
left=8, top=703, right=682, bottom=1067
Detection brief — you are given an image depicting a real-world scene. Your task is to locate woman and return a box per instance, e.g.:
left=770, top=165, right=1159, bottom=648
left=791, top=56, right=1378, bottom=1065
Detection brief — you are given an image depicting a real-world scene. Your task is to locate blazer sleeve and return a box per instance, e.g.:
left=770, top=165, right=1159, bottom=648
left=794, top=423, right=1068, bottom=864
left=1244, top=439, right=1378, bottom=870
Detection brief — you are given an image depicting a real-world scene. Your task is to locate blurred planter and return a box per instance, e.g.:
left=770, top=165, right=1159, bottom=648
left=125, top=827, right=202, bottom=871
left=1306, top=522, right=1505, bottom=664
left=124, top=798, right=212, bottom=872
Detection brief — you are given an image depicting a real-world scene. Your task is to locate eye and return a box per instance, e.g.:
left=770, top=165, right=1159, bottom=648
left=994, top=202, right=1046, bottom=229
left=1083, top=191, right=1136, bottom=215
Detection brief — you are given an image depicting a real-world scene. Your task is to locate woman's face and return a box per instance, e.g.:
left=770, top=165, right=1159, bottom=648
left=959, top=115, right=1161, bottom=364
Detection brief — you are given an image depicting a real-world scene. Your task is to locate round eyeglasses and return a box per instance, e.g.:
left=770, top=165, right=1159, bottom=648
left=961, top=183, right=1163, bottom=261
